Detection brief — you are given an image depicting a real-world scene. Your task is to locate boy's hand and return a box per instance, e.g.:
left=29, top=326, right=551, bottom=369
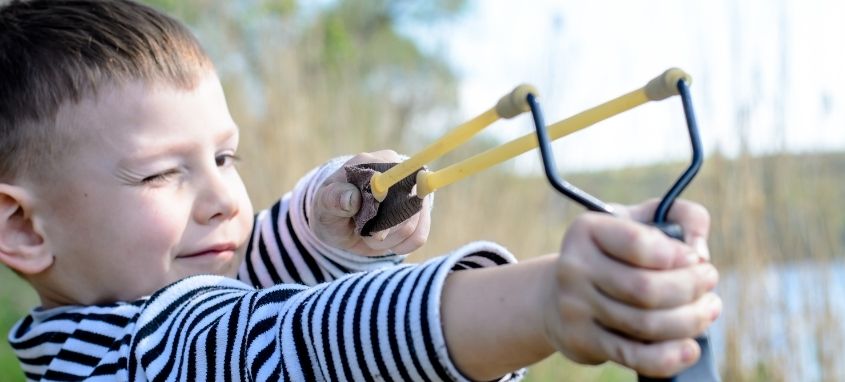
left=311, top=150, right=431, bottom=257
left=544, top=199, right=719, bottom=377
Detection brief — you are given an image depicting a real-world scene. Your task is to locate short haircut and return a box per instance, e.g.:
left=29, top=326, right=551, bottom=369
left=0, top=0, right=214, bottom=181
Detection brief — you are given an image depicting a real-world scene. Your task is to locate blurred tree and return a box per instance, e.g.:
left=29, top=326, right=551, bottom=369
left=140, top=0, right=467, bottom=205
left=143, top=0, right=463, bottom=148
left=302, top=0, right=463, bottom=148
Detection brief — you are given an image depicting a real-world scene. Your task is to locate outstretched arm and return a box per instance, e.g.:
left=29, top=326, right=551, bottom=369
left=135, top=243, right=520, bottom=382
left=441, top=199, right=720, bottom=380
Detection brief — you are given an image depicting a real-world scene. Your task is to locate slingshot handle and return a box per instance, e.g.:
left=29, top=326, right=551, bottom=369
left=639, top=223, right=721, bottom=382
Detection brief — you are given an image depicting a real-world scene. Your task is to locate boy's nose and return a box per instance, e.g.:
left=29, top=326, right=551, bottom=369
left=194, top=170, right=239, bottom=224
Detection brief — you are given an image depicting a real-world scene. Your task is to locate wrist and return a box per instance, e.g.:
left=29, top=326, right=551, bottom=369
left=441, top=254, right=557, bottom=380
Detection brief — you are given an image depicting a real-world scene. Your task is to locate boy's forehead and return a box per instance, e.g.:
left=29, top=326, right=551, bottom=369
left=49, top=74, right=237, bottom=164
left=57, top=74, right=229, bottom=132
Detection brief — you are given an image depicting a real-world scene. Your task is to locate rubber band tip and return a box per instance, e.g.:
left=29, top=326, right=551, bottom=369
left=644, top=68, right=692, bottom=101
left=496, top=84, right=539, bottom=119
left=415, top=170, right=435, bottom=199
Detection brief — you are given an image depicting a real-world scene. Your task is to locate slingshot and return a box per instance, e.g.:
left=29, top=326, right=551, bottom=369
left=354, top=68, right=719, bottom=381
left=369, top=68, right=692, bottom=204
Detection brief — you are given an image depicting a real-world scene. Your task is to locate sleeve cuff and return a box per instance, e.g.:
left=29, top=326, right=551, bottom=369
left=289, top=156, right=407, bottom=273
left=422, top=241, right=526, bottom=382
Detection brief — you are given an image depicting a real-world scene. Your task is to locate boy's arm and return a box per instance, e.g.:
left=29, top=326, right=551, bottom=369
left=238, top=151, right=431, bottom=287
left=133, top=199, right=717, bottom=381
left=133, top=242, right=520, bottom=382
left=441, top=199, right=720, bottom=380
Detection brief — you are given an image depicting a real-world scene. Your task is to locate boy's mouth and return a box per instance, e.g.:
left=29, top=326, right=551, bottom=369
left=178, top=243, right=238, bottom=258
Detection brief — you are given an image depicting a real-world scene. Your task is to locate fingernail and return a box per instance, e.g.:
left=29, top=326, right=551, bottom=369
left=699, top=265, right=718, bottom=289
left=684, top=252, right=700, bottom=266
left=709, top=295, right=722, bottom=321
left=693, top=237, right=710, bottom=261
left=340, top=190, right=354, bottom=212
left=681, top=341, right=697, bottom=364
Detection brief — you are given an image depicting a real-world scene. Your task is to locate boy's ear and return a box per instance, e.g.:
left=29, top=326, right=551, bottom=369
left=0, top=184, right=52, bottom=275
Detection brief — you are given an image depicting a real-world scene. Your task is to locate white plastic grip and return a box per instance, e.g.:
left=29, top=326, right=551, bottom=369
left=495, top=84, right=539, bottom=118
left=644, top=68, right=692, bottom=101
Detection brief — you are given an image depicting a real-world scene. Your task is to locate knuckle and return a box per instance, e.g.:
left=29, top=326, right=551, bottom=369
left=630, top=274, right=659, bottom=308
left=556, top=255, right=584, bottom=284
left=564, top=334, right=596, bottom=363
left=557, top=251, right=580, bottom=271
left=351, top=151, right=375, bottom=162
left=316, top=212, right=335, bottom=226
left=660, top=348, right=685, bottom=376
left=405, top=232, right=427, bottom=249
left=698, top=310, right=711, bottom=333
left=572, top=213, right=600, bottom=233
left=557, top=296, right=583, bottom=323
left=611, top=341, right=637, bottom=371
left=373, top=149, right=399, bottom=161
left=320, top=184, right=339, bottom=206
left=640, top=350, right=677, bottom=378
left=624, top=226, right=651, bottom=261
left=694, top=265, right=717, bottom=296
left=692, top=202, right=710, bottom=224
left=395, top=221, right=415, bottom=238
left=634, top=312, right=659, bottom=339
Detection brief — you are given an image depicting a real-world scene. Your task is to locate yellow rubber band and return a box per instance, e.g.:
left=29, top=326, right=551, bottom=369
left=417, top=88, right=650, bottom=197
left=371, top=68, right=691, bottom=200
left=370, top=108, right=499, bottom=201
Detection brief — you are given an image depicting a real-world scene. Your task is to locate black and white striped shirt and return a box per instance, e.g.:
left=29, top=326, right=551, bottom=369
left=9, top=159, right=524, bottom=381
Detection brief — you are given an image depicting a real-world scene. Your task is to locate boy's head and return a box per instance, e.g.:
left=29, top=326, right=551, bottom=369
left=0, top=0, right=212, bottom=181
left=0, top=0, right=254, bottom=307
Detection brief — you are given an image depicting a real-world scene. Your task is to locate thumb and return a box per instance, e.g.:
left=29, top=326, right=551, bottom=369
left=318, top=182, right=362, bottom=219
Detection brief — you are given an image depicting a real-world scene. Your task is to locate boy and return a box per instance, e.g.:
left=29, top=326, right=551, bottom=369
left=0, top=0, right=720, bottom=381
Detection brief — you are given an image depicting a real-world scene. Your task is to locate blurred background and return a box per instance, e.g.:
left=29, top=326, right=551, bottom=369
left=2, top=0, right=844, bottom=380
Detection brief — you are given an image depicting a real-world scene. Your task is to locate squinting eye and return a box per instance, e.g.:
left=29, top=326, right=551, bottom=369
left=215, top=153, right=241, bottom=167
left=141, top=169, right=179, bottom=185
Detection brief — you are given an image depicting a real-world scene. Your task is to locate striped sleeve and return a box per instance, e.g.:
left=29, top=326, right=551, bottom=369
left=9, top=301, right=145, bottom=382
left=132, top=242, right=524, bottom=382
left=238, top=156, right=408, bottom=289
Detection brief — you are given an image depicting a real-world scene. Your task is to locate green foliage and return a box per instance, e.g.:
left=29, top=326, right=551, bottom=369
left=523, top=354, right=635, bottom=381
left=259, top=0, right=297, bottom=17
left=0, top=267, right=38, bottom=382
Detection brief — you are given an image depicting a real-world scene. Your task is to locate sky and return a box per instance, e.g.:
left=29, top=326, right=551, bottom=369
left=404, top=0, right=845, bottom=172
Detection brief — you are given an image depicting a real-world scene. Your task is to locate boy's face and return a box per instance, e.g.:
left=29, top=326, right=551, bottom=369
left=28, top=73, right=254, bottom=306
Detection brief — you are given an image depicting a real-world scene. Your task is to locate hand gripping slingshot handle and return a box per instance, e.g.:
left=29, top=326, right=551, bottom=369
left=527, top=69, right=720, bottom=382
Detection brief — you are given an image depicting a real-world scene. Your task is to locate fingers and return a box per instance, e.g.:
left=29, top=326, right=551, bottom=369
left=592, top=291, right=721, bottom=341
left=593, top=331, right=702, bottom=378
left=551, top=301, right=704, bottom=377
left=665, top=200, right=711, bottom=260
left=591, top=253, right=719, bottom=309
left=317, top=182, right=361, bottom=220
left=315, top=149, right=432, bottom=255
left=579, top=213, right=698, bottom=270
left=552, top=200, right=717, bottom=377
left=389, top=195, right=432, bottom=254
left=361, top=194, right=432, bottom=254
left=343, top=150, right=404, bottom=169
left=322, top=149, right=404, bottom=187
left=311, top=182, right=361, bottom=250
left=626, top=199, right=712, bottom=260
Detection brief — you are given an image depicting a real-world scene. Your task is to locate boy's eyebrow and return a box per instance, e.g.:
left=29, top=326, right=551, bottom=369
left=119, top=125, right=239, bottom=164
